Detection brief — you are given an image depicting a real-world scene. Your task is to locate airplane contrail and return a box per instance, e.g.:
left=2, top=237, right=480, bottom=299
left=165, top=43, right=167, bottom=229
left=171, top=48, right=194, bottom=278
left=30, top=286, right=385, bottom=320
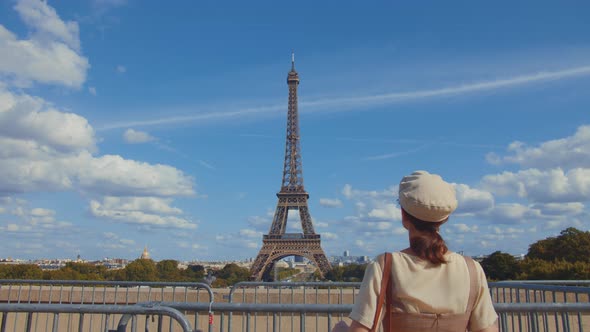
left=98, top=65, right=590, bottom=131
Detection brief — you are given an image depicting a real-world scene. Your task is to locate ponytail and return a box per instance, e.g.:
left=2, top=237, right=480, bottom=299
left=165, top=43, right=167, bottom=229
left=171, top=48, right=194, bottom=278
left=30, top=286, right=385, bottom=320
left=403, top=209, right=448, bottom=265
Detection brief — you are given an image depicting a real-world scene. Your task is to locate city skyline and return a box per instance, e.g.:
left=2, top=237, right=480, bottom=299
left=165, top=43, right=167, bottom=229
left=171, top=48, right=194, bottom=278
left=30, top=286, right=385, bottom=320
left=0, top=1, right=589, bottom=261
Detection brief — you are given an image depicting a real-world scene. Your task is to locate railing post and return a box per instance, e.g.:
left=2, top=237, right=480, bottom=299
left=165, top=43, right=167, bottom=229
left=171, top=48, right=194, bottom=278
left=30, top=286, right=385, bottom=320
left=300, top=312, right=305, bottom=332
left=25, top=312, right=33, bottom=332
left=1, top=312, right=7, bottom=332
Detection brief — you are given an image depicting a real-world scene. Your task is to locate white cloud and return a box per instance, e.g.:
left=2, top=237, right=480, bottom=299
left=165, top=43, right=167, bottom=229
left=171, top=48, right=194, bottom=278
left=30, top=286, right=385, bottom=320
left=492, top=226, right=524, bottom=235
left=288, top=220, right=302, bottom=231
left=342, top=184, right=397, bottom=201
left=78, top=154, right=195, bottom=196
left=482, top=168, right=590, bottom=203
left=178, top=242, right=204, bottom=250
left=451, top=223, right=479, bottom=233
left=90, top=196, right=197, bottom=229
left=215, top=233, right=260, bottom=250
left=367, top=203, right=401, bottom=221
left=319, top=198, right=343, bottom=208
left=30, top=208, right=55, bottom=217
left=239, top=229, right=262, bottom=238
left=486, top=203, right=540, bottom=224
left=96, top=196, right=182, bottom=215
left=486, top=125, right=590, bottom=169
left=123, top=129, right=155, bottom=144
left=15, top=0, right=81, bottom=50
left=248, top=215, right=271, bottom=228
left=0, top=89, right=96, bottom=153
left=315, top=221, right=329, bottom=228
left=453, top=183, right=494, bottom=214
left=116, top=65, right=126, bottom=73
left=0, top=1, right=88, bottom=88
left=365, top=221, right=393, bottom=230
left=392, top=227, right=407, bottom=235
left=531, top=202, right=584, bottom=216
left=98, top=234, right=136, bottom=250
left=322, top=232, right=339, bottom=240
left=0, top=147, right=195, bottom=196
left=103, top=232, right=118, bottom=240
left=0, top=199, right=71, bottom=234
left=88, top=87, right=97, bottom=95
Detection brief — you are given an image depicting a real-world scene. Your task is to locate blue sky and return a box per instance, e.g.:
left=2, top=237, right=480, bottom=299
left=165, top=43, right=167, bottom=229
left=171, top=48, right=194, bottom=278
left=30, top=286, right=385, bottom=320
left=0, top=0, right=589, bottom=262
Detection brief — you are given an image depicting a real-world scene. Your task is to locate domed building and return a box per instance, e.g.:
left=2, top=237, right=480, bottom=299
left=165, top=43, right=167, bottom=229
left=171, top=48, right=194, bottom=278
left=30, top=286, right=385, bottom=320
left=140, top=246, right=150, bottom=260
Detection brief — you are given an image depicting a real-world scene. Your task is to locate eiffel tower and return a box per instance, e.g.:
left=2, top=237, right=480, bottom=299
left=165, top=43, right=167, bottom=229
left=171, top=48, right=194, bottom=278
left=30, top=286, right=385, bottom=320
left=250, top=54, right=331, bottom=281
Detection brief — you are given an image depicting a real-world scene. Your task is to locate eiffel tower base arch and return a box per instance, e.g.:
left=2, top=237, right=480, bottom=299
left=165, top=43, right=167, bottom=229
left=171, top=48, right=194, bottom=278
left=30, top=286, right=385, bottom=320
left=250, top=237, right=331, bottom=281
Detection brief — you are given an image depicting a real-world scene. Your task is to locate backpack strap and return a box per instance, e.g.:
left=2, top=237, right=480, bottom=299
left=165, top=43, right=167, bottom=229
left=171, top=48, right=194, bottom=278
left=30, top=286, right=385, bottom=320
left=463, top=256, right=479, bottom=314
left=369, top=252, right=392, bottom=332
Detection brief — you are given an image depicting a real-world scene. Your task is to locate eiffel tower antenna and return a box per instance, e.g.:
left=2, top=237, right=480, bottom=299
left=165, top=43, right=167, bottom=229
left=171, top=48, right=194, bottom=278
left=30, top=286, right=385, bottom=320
left=250, top=55, right=331, bottom=281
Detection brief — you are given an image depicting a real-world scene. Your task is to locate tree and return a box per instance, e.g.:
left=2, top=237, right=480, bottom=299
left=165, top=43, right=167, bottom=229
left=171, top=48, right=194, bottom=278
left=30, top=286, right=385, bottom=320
left=183, top=264, right=205, bottom=281
left=276, top=267, right=299, bottom=280
left=518, top=259, right=590, bottom=280
left=324, top=264, right=367, bottom=282
left=123, top=259, right=158, bottom=281
left=214, top=263, right=250, bottom=285
left=156, top=259, right=182, bottom=281
left=480, top=251, right=520, bottom=281
left=527, top=228, right=590, bottom=263
left=0, top=264, right=43, bottom=279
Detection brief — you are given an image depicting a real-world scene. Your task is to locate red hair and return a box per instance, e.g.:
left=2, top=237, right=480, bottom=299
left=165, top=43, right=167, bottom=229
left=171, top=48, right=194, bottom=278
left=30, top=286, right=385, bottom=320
left=402, top=209, right=448, bottom=265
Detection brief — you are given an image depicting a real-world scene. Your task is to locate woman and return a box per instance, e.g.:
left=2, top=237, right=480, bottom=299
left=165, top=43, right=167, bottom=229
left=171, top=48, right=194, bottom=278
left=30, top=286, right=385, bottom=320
left=347, top=170, right=498, bottom=332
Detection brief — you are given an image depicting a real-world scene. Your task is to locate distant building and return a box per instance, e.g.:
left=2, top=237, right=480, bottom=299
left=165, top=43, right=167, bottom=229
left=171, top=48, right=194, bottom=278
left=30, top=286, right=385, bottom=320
left=329, top=252, right=371, bottom=265
left=140, top=246, right=150, bottom=260
left=294, top=255, right=304, bottom=263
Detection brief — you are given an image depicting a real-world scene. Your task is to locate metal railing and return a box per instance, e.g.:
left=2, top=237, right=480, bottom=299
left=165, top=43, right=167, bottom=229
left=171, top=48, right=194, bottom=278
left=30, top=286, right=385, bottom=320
left=2, top=279, right=589, bottom=331
left=154, top=301, right=590, bottom=332
left=0, top=303, right=193, bottom=332
left=0, top=280, right=214, bottom=332
left=227, top=282, right=361, bottom=332
left=489, top=281, right=590, bottom=331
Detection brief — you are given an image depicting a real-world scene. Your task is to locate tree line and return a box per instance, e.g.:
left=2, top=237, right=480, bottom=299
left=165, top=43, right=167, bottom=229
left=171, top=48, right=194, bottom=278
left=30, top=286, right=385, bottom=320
left=324, top=227, right=590, bottom=281
left=1, top=227, right=588, bottom=283
left=0, top=259, right=208, bottom=283
left=0, top=259, right=286, bottom=287
left=480, top=227, right=590, bottom=280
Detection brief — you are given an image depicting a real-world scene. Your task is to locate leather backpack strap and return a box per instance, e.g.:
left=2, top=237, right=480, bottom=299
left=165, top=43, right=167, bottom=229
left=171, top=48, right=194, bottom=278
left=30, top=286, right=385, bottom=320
left=384, top=256, right=393, bottom=331
left=370, top=252, right=392, bottom=332
left=463, top=256, right=479, bottom=314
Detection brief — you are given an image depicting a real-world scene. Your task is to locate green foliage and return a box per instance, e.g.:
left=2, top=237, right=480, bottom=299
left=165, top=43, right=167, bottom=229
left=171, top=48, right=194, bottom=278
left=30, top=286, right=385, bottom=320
left=324, top=264, right=367, bottom=282
left=480, top=251, right=520, bottom=281
left=183, top=264, right=205, bottom=281
left=213, top=263, right=250, bottom=285
left=0, top=264, right=43, bottom=279
left=527, top=227, right=590, bottom=263
left=156, top=259, right=182, bottom=281
left=517, top=259, right=590, bottom=280
left=276, top=267, right=299, bottom=280
left=123, top=259, right=158, bottom=281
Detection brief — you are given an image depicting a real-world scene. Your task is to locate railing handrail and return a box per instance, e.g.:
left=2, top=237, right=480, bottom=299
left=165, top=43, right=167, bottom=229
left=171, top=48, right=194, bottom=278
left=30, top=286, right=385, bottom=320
left=0, top=303, right=194, bottom=332
left=493, top=302, right=590, bottom=313
left=0, top=279, right=215, bottom=302
left=491, top=280, right=590, bottom=285
left=489, top=281, right=590, bottom=294
left=143, top=301, right=590, bottom=314
left=229, top=281, right=361, bottom=302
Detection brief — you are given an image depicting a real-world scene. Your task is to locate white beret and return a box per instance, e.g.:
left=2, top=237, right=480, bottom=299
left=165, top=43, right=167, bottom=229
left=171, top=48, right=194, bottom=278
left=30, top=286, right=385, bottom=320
left=398, top=170, right=458, bottom=222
